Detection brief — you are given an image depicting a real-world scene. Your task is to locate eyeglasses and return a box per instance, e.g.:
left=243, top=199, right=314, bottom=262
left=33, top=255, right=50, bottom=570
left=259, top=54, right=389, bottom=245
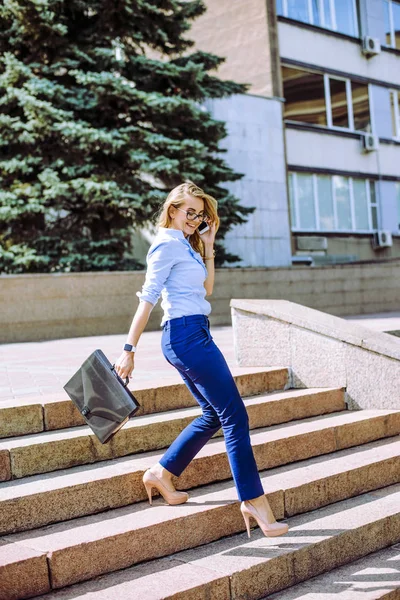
left=176, top=207, right=209, bottom=222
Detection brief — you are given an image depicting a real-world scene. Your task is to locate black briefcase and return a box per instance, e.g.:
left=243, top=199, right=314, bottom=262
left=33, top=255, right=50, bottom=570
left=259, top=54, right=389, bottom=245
left=63, top=349, right=140, bottom=444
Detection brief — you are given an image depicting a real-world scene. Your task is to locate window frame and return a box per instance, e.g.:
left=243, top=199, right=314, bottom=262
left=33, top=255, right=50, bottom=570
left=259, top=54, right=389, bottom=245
left=279, top=0, right=359, bottom=36
left=283, top=65, right=373, bottom=133
left=396, top=182, right=400, bottom=232
left=289, top=172, right=379, bottom=233
left=384, top=0, right=399, bottom=48
left=390, top=90, right=400, bottom=138
left=325, top=74, right=354, bottom=130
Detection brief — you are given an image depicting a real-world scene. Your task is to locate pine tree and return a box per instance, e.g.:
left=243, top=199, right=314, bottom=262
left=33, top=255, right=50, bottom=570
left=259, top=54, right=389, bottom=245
left=0, top=0, right=254, bottom=273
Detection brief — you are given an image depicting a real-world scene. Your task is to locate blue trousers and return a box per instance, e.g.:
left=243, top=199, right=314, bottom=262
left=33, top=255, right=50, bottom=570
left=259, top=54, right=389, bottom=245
left=159, top=313, right=265, bottom=502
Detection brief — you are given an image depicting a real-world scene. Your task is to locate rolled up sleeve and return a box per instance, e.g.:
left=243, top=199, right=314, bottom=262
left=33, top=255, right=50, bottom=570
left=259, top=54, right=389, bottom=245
left=136, top=242, right=176, bottom=306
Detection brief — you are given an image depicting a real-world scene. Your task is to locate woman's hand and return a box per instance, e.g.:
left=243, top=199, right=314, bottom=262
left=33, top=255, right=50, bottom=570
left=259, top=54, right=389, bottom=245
left=201, top=219, right=216, bottom=245
left=114, top=351, right=135, bottom=381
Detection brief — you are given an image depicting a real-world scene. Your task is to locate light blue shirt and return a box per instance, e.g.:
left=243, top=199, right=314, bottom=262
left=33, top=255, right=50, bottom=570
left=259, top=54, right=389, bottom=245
left=136, top=227, right=212, bottom=326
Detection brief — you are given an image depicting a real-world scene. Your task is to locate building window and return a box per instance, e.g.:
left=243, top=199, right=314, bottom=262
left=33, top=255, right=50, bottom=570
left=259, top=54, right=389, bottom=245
left=369, top=180, right=379, bottom=229
left=289, top=172, right=378, bottom=232
left=277, top=0, right=359, bottom=36
left=384, top=0, right=400, bottom=49
left=333, top=0, right=358, bottom=36
left=329, top=78, right=349, bottom=128
left=352, top=81, right=371, bottom=132
left=317, top=175, right=335, bottom=229
left=283, top=66, right=371, bottom=132
left=390, top=90, right=400, bottom=137
left=282, top=67, right=327, bottom=126
left=353, top=178, right=370, bottom=229
left=287, top=0, right=309, bottom=23
left=297, top=173, right=317, bottom=228
left=334, top=175, right=352, bottom=229
left=396, top=183, right=400, bottom=231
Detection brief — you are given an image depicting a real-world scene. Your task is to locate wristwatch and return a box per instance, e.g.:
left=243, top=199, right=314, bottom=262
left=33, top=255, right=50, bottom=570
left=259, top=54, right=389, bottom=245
left=123, top=343, right=137, bottom=353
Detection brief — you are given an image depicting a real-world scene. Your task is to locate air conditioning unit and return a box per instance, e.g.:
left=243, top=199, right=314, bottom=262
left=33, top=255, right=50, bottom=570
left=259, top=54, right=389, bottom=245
left=362, top=133, right=379, bottom=152
left=362, top=36, right=381, bottom=56
left=373, top=230, right=393, bottom=248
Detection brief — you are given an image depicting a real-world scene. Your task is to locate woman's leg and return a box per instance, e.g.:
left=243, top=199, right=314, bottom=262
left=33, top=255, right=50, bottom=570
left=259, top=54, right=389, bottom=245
left=158, top=352, right=222, bottom=476
left=159, top=370, right=222, bottom=476
left=160, top=316, right=264, bottom=502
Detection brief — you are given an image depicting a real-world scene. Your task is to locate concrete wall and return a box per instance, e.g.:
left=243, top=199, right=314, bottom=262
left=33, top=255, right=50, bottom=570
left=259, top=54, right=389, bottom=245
left=286, top=129, right=400, bottom=178
left=189, top=0, right=281, bottom=97
left=295, top=233, right=400, bottom=261
left=1, top=260, right=400, bottom=343
left=206, top=94, right=292, bottom=268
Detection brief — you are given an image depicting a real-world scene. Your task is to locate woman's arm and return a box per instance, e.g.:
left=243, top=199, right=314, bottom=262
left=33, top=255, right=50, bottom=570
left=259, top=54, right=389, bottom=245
left=114, top=300, right=154, bottom=380
left=125, top=299, right=154, bottom=349
left=203, top=242, right=215, bottom=296
left=202, top=222, right=217, bottom=296
left=114, top=241, right=176, bottom=380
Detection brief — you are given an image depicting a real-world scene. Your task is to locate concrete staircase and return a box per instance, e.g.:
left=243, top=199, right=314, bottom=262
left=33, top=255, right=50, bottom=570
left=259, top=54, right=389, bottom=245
left=0, top=367, right=399, bottom=599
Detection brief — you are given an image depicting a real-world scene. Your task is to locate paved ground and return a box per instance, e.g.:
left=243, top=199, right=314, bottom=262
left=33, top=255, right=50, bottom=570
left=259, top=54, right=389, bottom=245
left=0, top=312, right=399, bottom=403
left=0, top=326, right=238, bottom=403
left=345, top=311, right=400, bottom=332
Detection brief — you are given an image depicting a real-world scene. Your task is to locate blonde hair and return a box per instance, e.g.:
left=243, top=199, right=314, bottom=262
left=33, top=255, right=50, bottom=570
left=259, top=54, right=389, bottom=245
left=156, top=181, right=220, bottom=256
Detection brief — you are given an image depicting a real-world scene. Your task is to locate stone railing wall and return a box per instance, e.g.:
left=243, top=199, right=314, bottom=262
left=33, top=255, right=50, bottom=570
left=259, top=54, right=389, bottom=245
left=231, top=299, right=400, bottom=410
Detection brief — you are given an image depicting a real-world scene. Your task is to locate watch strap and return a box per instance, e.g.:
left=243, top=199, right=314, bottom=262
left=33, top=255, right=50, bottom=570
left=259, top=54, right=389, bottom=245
left=124, top=343, right=137, bottom=352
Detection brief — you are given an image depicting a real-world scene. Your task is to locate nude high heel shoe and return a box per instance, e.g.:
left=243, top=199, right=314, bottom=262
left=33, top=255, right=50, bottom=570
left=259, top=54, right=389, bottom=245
left=143, top=469, right=189, bottom=506
left=241, top=500, right=289, bottom=538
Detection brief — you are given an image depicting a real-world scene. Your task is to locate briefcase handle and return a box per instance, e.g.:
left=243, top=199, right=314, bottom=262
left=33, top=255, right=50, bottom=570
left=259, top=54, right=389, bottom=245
left=111, top=364, right=130, bottom=387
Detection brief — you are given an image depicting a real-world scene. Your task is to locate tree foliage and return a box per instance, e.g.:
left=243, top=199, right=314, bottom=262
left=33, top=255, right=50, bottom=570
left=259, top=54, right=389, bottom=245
left=0, top=0, right=254, bottom=273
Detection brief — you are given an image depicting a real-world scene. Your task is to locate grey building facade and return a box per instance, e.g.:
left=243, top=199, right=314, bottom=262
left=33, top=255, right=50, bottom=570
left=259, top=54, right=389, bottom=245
left=190, top=0, right=400, bottom=267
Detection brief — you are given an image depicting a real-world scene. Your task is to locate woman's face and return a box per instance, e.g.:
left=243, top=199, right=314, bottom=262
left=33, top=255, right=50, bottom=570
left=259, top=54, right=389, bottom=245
left=169, top=196, right=207, bottom=237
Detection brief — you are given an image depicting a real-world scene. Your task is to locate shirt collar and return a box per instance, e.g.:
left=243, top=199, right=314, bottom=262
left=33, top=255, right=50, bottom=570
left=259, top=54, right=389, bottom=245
left=158, top=227, right=190, bottom=241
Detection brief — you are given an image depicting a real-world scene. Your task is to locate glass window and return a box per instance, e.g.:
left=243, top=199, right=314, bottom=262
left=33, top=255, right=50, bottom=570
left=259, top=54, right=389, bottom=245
left=393, top=0, right=400, bottom=49
left=317, top=175, right=335, bottom=229
left=334, top=176, right=352, bottom=229
left=396, top=183, right=400, bottom=231
left=353, top=179, right=369, bottom=230
left=334, top=0, right=357, bottom=35
left=369, top=182, right=378, bottom=229
left=276, top=0, right=284, bottom=15
left=297, top=174, right=316, bottom=229
left=290, top=173, right=378, bottom=232
left=383, top=0, right=400, bottom=48
left=322, top=0, right=333, bottom=27
left=383, top=0, right=392, bottom=45
left=287, top=0, right=309, bottom=22
left=312, top=0, right=322, bottom=25
left=329, top=78, right=349, bottom=128
left=288, top=173, right=297, bottom=228
left=352, top=82, right=370, bottom=132
left=282, top=67, right=327, bottom=126
left=390, top=92, right=398, bottom=137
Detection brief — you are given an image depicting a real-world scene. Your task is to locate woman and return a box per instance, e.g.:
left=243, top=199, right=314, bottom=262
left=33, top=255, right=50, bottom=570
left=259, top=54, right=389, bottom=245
left=114, top=181, right=288, bottom=538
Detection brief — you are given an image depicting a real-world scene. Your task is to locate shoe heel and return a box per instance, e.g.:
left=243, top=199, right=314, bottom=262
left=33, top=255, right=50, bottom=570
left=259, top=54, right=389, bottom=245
left=143, top=481, right=153, bottom=505
left=241, top=508, right=252, bottom=538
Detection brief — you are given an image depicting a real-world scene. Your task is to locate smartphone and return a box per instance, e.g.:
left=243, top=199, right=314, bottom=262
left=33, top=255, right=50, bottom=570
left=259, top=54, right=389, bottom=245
left=198, top=221, right=210, bottom=235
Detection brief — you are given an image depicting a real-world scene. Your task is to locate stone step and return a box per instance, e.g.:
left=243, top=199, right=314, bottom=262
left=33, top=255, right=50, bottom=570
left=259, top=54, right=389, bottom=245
left=30, top=539, right=400, bottom=600
left=2, top=477, right=399, bottom=598
left=0, top=367, right=289, bottom=438
left=0, top=387, right=346, bottom=480
left=0, top=426, right=399, bottom=536
left=265, top=543, right=400, bottom=599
